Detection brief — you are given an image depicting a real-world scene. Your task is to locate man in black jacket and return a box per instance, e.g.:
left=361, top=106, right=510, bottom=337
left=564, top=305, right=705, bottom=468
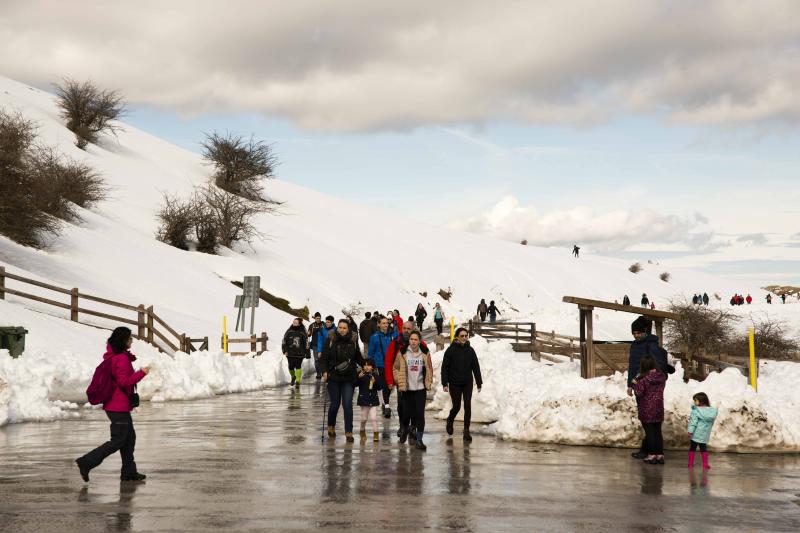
left=627, top=315, right=670, bottom=459
left=358, top=312, right=376, bottom=357
left=282, top=318, right=309, bottom=388
left=307, top=312, right=325, bottom=379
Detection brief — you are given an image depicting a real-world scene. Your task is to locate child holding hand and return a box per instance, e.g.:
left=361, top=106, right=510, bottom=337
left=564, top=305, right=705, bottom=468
left=357, top=359, right=383, bottom=442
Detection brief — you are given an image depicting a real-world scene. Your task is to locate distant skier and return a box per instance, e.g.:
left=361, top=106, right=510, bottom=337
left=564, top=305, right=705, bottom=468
left=702, top=293, right=709, bottom=306
left=477, top=299, right=488, bottom=322
left=487, top=300, right=502, bottom=323
left=282, top=317, right=309, bottom=388
left=414, top=303, right=427, bottom=331
left=572, top=244, right=580, bottom=258
left=641, top=293, right=649, bottom=307
left=622, top=295, right=631, bottom=306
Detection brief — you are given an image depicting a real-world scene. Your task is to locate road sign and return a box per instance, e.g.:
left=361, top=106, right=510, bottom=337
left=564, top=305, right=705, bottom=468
left=243, top=276, right=260, bottom=308
left=234, top=295, right=252, bottom=309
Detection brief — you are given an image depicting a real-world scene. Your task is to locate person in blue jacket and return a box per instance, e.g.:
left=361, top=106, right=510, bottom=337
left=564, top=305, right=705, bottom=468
left=627, top=315, right=673, bottom=459
left=368, top=316, right=397, bottom=417
left=317, top=315, right=336, bottom=354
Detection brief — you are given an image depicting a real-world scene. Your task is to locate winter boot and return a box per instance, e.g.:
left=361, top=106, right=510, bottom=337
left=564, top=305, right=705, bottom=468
left=359, top=430, right=367, bottom=442
left=345, top=432, right=355, bottom=443
left=463, top=430, right=472, bottom=442
left=373, top=432, right=380, bottom=442
left=409, top=426, right=417, bottom=442
left=688, top=451, right=696, bottom=469
left=446, top=418, right=454, bottom=436
left=327, top=426, right=336, bottom=438
left=290, top=374, right=296, bottom=386
left=383, top=406, right=392, bottom=419
left=121, top=473, right=147, bottom=482
left=399, top=426, right=410, bottom=444
left=75, top=459, right=90, bottom=482
left=701, top=452, right=710, bottom=470
left=415, top=435, right=427, bottom=451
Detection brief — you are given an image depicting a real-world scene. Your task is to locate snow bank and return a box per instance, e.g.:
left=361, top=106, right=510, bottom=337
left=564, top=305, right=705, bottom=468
left=0, top=300, right=310, bottom=426
left=428, top=337, right=800, bottom=451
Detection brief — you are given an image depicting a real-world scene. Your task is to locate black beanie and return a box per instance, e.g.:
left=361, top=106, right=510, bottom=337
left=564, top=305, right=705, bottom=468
left=631, top=316, right=651, bottom=333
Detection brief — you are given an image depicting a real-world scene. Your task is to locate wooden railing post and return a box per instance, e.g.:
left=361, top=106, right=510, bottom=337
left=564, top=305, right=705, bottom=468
left=146, top=306, right=154, bottom=345
left=250, top=334, right=257, bottom=353
left=260, top=332, right=268, bottom=353
left=202, top=336, right=208, bottom=351
left=70, top=288, right=79, bottom=322
left=0, top=266, right=5, bottom=300
left=137, top=305, right=146, bottom=338
left=180, top=333, right=187, bottom=353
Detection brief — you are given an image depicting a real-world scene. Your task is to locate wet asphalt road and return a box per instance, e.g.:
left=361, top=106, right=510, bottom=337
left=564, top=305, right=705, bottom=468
left=1, top=382, right=800, bottom=532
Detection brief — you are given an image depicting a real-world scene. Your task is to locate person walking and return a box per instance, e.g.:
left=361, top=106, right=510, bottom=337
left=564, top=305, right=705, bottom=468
left=322, top=319, right=364, bottom=443
left=687, top=392, right=718, bottom=470
left=414, top=303, right=427, bottom=331
left=433, top=303, right=446, bottom=335
left=477, top=299, right=488, bottom=322
left=368, top=316, right=397, bottom=418
left=282, top=317, right=309, bottom=388
left=76, top=327, right=150, bottom=482
left=358, top=312, right=376, bottom=357
left=572, top=244, right=580, bottom=258
left=702, top=293, right=709, bottom=306
left=781, top=293, right=787, bottom=304
left=746, top=294, right=753, bottom=305
left=308, top=312, right=326, bottom=379
left=692, top=294, right=699, bottom=305
left=392, top=309, right=404, bottom=333
left=487, top=300, right=501, bottom=323
left=441, top=327, right=483, bottom=442
left=622, top=295, right=631, bottom=306
left=766, top=294, right=772, bottom=304
left=357, top=358, right=383, bottom=443
left=641, top=293, right=650, bottom=307
left=386, top=321, right=429, bottom=438
left=317, top=315, right=336, bottom=357
left=393, top=331, right=433, bottom=451
left=633, top=355, right=667, bottom=465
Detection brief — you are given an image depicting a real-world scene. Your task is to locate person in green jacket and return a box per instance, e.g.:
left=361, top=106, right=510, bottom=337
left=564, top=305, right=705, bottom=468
left=687, top=392, right=718, bottom=470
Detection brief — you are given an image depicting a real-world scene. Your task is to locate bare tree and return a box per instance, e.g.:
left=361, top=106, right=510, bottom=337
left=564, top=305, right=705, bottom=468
left=155, top=193, right=195, bottom=250
left=199, top=185, right=271, bottom=248
left=200, top=131, right=279, bottom=201
left=54, top=79, right=126, bottom=149
left=659, top=272, right=671, bottom=282
left=665, top=299, right=738, bottom=356
left=629, top=262, right=642, bottom=273
left=723, top=317, right=799, bottom=360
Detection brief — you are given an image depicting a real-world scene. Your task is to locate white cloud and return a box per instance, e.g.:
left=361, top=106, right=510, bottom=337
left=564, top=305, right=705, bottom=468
left=449, top=195, right=713, bottom=251
left=1, top=0, right=799, bottom=131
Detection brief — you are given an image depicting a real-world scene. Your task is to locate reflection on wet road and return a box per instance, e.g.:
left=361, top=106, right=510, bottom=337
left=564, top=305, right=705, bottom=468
left=2, top=383, right=800, bottom=532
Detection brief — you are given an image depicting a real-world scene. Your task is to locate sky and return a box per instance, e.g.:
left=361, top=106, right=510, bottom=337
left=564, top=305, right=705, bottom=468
left=1, top=0, right=799, bottom=284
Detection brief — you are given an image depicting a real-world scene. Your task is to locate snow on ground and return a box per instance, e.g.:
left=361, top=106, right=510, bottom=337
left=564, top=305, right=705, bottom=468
left=427, top=336, right=800, bottom=451
left=0, top=300, right=312, bottom=426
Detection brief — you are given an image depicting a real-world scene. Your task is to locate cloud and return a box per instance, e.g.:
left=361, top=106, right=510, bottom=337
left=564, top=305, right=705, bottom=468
left=736, top=233, right=769, bottom=246
left=449, top=195, right=714, bottom=251
left=1, top=1, right=800, bottom=131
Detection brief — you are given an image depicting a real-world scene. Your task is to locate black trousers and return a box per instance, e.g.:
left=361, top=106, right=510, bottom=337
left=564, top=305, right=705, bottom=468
left=287, top=357, right=303, bottom=371
left=643, top=422, right=663, bottom=455
left=434, top=319, right=444, bottom=335
left=689, top=440, right=708, bottom=452
left=79, top=411, right=137, bottom=477
left=401, top=389, right=427, bottom=434
left=447, top=383, right=474, bottom=430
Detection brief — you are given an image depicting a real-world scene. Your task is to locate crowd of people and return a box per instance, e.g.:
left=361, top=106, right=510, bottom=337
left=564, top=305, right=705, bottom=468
left=74, top=308, right=718, bottom=483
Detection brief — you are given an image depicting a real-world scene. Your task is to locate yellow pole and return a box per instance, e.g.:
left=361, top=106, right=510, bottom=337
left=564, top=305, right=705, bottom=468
left=748, top=327, right=757, bottom=391
left=450, top=316, right=455, bottom=343
left=223, top=315, right=228, bottom=353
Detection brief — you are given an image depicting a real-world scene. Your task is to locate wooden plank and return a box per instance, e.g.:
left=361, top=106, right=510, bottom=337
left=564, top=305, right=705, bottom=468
left=149, top=310, right=180, bottom=340
left=3, top=272, right=72, bottom=295
left=562, top=296, right=680, bottom=320
left=0, top=266, right=5, bottom=300
left=152, top=327, right=179, bottom=352
left=594, top=346, right=622, bottom=373
left=77, top=307, right=138, bottom=326
left=585, top=307, right=595, bottom=378
left=579, top=309, right=587, bottom=379
left=1, top=287, right=72, bottom=309
left=81, top=293, right=140, bottom=312
left=70, top=288, right=79, bottom=322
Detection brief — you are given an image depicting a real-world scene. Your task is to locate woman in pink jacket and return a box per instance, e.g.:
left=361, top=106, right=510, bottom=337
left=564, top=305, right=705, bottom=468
left=76, top=327, right=149, bottom=482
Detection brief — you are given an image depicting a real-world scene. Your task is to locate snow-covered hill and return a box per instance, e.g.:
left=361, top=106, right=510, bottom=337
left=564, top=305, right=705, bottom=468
left=2, top=75, right=799, bottom=448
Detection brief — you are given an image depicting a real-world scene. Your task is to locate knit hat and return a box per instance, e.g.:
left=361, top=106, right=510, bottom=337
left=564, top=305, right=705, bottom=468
left=631, top=316, right=651, bottom=333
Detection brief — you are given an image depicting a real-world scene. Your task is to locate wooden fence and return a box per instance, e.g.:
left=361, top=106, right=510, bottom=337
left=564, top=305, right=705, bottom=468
left=671, top=351, right=756, bottom=382
left=224, top=332, right=269, bottom=356
left=467, top=321, right=582, bottom=362
left=0, top=266, right=206, bottom=355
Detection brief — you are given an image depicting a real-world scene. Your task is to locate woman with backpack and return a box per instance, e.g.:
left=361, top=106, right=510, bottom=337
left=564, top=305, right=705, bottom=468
left=282, top=317, right=309, bottom=388
left=76, top=327, right=150, bottom=482
left=393, top=331, right=433, bottom=451
left=322, top=319, right=365, bottom=443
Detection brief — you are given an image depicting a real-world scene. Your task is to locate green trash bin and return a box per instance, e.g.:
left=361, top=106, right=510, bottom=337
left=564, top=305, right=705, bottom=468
left=0, top=326, right=28, bottom=358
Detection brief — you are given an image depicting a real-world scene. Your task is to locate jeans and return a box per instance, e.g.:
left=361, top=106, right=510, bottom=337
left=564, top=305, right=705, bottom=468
left=313, top=349, right=323, bottom=376
left=327, top=381, right=355, bottom=433
left=78, top=411, right=137, bottom=477
left=401, top=389, right=427, bottom=435
left=489, top=313, right=497, bottom=323
left=643, top=422, right=663, bottom=455
left=447, top=383, right=474, bottom=430
left=416, top=319, right=424, bottom=331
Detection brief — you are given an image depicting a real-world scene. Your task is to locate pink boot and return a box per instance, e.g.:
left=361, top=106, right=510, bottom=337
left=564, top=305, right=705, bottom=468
left=701, top=451, right=710, bottom=470
left=688, top=451, right=696, bottom=468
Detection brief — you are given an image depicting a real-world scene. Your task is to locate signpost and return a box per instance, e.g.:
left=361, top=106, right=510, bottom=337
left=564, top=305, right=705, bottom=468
left=241, top=276, right=260, bottom=334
